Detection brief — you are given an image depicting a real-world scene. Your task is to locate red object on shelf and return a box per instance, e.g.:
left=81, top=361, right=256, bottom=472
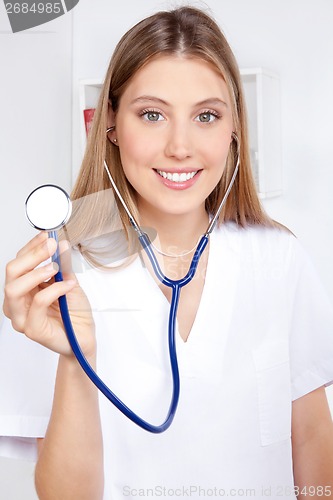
left=83, top=108, right=95, bottom=136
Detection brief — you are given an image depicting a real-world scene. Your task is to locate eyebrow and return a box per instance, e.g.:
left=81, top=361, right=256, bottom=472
left=130, top=95, right=228, bottom=108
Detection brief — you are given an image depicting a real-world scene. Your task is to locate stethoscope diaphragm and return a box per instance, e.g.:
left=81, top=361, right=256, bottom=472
left=25, top=184, right=72, bottom=231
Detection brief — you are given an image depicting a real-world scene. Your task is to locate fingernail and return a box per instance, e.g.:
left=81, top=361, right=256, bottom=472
left=44, top=238, right=57, bottom=254
left=44, top=262, right=59, bottom=273
left=37, top=231, right=47, bottom=240
left=62, top=240, right=71, bottom=251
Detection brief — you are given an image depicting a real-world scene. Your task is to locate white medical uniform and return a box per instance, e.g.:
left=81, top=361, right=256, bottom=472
left=1, top=223, right=333, bottom=500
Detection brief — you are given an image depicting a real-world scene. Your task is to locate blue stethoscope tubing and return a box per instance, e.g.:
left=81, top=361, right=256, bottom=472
left=50, top=229, right=208, bottom=433
left=50, top=133, right=239, bottom=433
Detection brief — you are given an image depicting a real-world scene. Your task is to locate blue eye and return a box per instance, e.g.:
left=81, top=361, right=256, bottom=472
left=141, top=110, right=164, bottom=122
left=195, top=111, right=220, bottom=123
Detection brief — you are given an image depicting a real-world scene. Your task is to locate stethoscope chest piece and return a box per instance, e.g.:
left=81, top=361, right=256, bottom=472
left=25, top=184, right=72, bottom=231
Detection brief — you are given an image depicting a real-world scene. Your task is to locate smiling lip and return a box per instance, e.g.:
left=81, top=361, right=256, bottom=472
left=154, top=169, right=202, bottom=190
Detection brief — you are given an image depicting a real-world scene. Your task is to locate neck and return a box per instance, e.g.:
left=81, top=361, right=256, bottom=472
left=139, top=205, right=209, bottom=256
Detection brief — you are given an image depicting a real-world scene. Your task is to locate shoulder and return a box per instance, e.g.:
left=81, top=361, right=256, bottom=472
left=214, top=222, right=315, bottom=283
left=217, top=221, right=297, bottom=256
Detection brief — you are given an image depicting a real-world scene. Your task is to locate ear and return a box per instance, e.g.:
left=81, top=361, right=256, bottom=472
left=107, top=100, right=117, bottom=141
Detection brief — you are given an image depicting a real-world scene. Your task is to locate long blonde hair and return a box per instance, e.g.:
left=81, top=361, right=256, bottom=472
left=67, top=6, right=275, bottom=267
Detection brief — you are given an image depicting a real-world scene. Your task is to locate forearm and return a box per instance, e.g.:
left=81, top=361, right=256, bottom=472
left=293, top=425, right=333, bottom=498
left=35, top=354, right=104, bottom=500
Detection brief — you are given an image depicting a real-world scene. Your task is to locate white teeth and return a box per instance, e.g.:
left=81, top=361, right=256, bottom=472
left=157, top=170, right=197, bottom=182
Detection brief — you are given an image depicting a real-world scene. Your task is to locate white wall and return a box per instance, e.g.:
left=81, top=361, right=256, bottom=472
left=0, top=5, right=73, bottom=307
left=0, top=0, right=332, bottom=498
left=0, top=2, right=73, bottom=499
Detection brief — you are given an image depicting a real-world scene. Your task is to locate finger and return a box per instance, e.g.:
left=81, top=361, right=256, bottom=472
left=16, top=231, right=48, bottom=258
left=25, top=279, right=77, bottom=339
left=6, top=237, right=58, bottom=282
left=3, top=262, right=60, bottom=329
left=31, top=279, right=77, bottom=312
left=4, top=261, right=59, bottom=305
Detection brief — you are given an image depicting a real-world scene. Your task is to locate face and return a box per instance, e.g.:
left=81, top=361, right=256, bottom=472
left=111, top=56, right=234, bottom=222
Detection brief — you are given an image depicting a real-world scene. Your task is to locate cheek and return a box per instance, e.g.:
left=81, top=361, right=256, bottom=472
left=118, top=132, right=146, bottom=176
left=202, top=135, right=231, bottom=171
left=118, top=124, right=158, bottom=173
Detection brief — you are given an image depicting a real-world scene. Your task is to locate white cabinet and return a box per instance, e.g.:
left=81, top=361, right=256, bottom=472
left=78, top=68, right=282, bottom=198
left=240, top=68, right=282, bottom=198
left=78, top=79, right=102, bottom=156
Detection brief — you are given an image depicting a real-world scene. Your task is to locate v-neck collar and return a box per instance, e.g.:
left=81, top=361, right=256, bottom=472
left=138, top=229, right=216, bottom=346
left=81, top=223, right=242, bottom=376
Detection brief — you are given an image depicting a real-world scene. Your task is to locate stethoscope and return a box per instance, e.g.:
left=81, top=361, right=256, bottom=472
left=25, top=133, right=239, bottom=433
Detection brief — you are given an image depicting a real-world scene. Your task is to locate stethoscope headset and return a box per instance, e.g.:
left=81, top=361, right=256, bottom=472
left=25, top=132, right=240, bottom=433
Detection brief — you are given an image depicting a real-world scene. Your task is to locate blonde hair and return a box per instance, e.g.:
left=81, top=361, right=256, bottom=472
left=67, top=6, right=276, bottom=267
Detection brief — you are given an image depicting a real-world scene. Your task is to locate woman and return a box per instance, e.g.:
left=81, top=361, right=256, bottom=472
left=1, top=6, right=333, bottom=499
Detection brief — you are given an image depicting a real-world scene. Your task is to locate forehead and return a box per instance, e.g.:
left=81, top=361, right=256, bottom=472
left=120, top=55, right=231, bottom=106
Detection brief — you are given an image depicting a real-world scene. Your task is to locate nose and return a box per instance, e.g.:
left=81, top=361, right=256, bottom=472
left=164, top=121, right=193, bottom=160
